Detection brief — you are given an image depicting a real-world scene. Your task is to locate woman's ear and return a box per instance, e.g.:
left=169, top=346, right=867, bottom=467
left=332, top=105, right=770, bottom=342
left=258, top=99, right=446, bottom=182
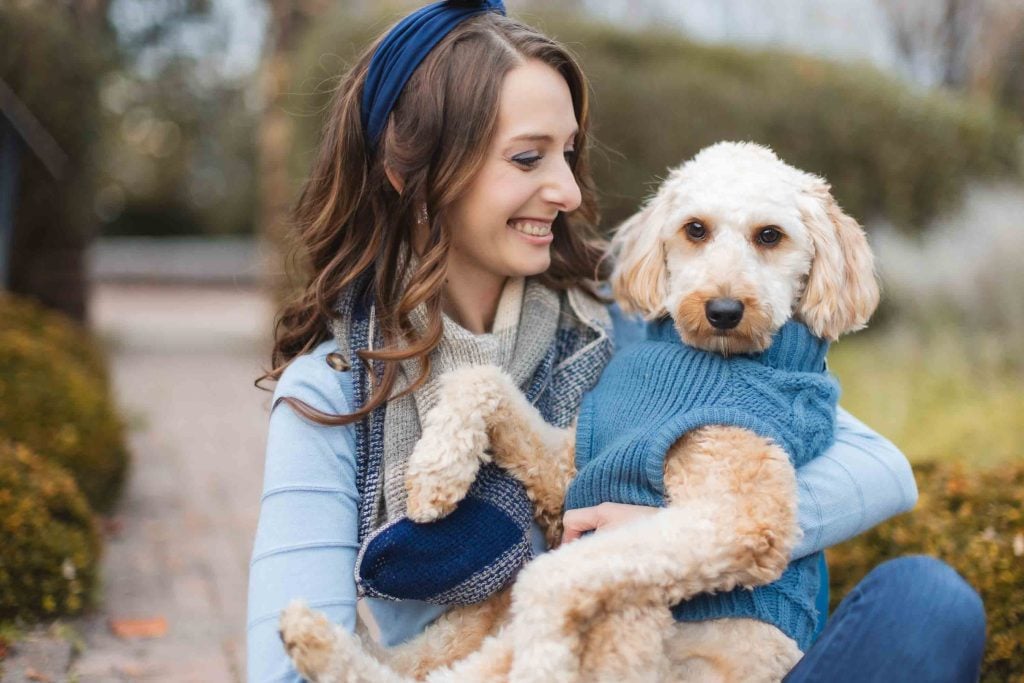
left=610, top=199, right=670, bottom=318
left=797, top=181, right=880, bottom=341
left=385, top=165, right=404, bottom=194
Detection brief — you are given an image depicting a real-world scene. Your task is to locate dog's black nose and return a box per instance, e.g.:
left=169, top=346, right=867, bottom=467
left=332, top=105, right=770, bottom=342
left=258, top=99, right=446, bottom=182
left=705, top=298, right=744, bottom=330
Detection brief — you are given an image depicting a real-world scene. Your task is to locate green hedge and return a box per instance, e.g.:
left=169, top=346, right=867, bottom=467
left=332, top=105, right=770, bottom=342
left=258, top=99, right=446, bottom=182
left=0, top=441, right=101, bottom=622
left=0, top=306, right=127, bottom=513
left=291, top=9, right=1022, bottom=234
left=828, top=461, right=1024, bottom=682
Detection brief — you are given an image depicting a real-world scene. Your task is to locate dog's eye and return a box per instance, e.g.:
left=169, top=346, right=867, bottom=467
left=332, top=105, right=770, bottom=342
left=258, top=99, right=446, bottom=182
left=756, top=226, right=782, bottom=246
left=684, top=221, right=707, bottom=241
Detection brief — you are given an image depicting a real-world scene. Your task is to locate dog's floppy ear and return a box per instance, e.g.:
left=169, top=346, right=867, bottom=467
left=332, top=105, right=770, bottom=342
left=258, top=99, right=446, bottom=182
left=610, top=199, right=669, bottom=318
left=797, top=180, right=880, bottom=341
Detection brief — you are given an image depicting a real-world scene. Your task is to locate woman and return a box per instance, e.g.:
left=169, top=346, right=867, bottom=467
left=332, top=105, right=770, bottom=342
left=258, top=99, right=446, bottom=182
left=247, top=2, right=984, bottom=681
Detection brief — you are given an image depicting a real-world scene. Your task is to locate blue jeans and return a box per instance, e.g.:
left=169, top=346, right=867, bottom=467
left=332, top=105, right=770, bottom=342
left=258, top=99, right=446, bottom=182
left=785, top=555, right=986, bottom=682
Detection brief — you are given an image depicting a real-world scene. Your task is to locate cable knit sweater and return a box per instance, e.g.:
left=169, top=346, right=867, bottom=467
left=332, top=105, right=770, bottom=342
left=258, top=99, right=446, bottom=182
left=565, top=318, right=839, bottom=651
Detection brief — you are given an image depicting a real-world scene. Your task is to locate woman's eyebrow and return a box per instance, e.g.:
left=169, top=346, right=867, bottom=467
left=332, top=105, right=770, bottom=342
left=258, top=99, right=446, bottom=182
left=508, top=130, right=579, bottom=143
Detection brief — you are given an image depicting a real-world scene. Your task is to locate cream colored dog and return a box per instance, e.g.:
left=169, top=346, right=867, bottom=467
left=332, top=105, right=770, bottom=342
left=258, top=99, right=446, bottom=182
left=279, top=141, right=880, bottom=682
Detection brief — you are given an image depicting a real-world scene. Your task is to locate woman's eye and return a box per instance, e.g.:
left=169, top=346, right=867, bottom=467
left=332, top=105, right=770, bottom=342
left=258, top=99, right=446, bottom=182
left=511, top=153, right=542, bottom=169
left=684, top=221, right=707, bottom=241
left=757, top=226, right=783, bottom=245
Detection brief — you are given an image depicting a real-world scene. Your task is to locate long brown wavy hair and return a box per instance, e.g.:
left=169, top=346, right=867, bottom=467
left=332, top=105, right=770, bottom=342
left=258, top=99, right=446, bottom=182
left=257, top=11, right=607, bottom=426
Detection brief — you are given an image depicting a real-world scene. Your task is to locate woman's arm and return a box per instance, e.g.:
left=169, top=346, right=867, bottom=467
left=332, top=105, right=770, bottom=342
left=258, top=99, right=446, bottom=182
left=246, top=349, right=360, bottom=683
left=792, top=406, right=918, bottom=559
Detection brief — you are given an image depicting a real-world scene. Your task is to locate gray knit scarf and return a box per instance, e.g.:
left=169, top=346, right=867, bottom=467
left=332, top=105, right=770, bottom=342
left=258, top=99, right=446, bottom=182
left=330, top=276, right=561, bottom=529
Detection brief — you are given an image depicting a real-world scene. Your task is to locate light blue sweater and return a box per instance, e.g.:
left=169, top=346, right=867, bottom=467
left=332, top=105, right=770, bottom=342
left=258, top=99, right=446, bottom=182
left=246, top=309, right=918, bottom=682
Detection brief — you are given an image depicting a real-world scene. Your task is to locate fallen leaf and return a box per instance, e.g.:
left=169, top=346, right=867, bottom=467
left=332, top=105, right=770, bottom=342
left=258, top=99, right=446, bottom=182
left=109, top=617, right=168, bottom=639
left=116, top=662, right=148, bottom=677
left=25, top=667, right=52, bottom=682
left=102, top=516, right=125, bottom=537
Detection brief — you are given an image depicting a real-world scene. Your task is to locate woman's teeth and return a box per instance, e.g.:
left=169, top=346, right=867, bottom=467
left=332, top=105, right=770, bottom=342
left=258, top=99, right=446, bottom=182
left=508, top=220, right=552, bottom=237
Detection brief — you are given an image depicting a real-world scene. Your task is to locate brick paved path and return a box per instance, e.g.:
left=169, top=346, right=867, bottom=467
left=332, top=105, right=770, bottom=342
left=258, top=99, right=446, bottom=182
left=68, top=283, right=275, bottom=682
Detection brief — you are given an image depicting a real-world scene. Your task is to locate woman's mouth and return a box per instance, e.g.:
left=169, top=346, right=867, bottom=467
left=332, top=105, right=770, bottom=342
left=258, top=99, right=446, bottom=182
left=507, top=219, right=554, bottom=244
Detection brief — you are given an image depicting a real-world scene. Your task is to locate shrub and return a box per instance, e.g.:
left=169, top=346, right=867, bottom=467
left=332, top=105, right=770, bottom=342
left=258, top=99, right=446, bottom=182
left=0, top=441, right=101, bottom=623
left=0, top=293, right=110, bottom=385
left=827, top=461, right=1024, bottom=682
left=0, top=328, right=127, bottom=512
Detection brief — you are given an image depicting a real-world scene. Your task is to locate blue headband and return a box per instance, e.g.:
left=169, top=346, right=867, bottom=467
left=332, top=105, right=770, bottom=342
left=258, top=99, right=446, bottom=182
left=361, top=0, right=506, bottom=150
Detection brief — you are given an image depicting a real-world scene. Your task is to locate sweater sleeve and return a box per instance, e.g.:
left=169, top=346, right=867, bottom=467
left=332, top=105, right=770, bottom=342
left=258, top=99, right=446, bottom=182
left=792, top=406, right=918, bottom=559
left=246, top=343, right=360, bottom=683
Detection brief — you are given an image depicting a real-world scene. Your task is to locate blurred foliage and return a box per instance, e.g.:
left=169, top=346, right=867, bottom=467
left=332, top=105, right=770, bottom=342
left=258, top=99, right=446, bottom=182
left=541, top=18, right=1024, bottom=234
left=828, top=327, right=1023, bottom=468
left=0, top=0, right=117, bottom=318
left=0, top=0, right=113, bottom=230
left=828, top=460, right=1024, bottom=682
left=0, top=294, right=110, bottom=386
left=0, top=440, right=101, bottom=624
left=95, top=65, right=260, bottom=237
left=289, top=7, right=1022, bottom=235
left=0, top=301, right=128, bottom=513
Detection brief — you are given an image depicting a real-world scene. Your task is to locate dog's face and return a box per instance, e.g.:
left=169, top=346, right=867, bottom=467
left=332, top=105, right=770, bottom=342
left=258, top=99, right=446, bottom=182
left=611, top=142, right=879, bottom=355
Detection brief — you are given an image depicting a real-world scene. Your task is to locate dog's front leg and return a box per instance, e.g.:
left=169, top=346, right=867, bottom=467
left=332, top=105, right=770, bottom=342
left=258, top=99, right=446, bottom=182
left=404, top=366, right=513, bottom=522
left=503, top=426, right=800, bottom=683
left=405, top=365, right=574, bottom=535
left=480, top=376, right=576, bottom=546
left=662, top=425, right=800, bottom=587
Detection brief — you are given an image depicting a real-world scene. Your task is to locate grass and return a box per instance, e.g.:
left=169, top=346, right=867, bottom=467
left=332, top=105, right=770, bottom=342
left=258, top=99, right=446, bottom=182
left=828, top=325, right=1024, bottom=468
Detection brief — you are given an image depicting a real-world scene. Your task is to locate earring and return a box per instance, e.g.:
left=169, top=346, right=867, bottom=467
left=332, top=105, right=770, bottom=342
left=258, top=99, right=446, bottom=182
left=418, top=205, right=429, bottom=226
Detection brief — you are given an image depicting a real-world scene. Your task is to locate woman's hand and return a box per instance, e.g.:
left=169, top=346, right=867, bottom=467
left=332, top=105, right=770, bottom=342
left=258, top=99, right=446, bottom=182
left=561, top=502, right=659, bottom=543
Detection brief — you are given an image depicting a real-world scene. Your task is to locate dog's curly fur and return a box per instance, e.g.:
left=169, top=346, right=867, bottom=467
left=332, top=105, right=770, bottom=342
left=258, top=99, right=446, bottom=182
left=280, top=142, right=879, bottom=682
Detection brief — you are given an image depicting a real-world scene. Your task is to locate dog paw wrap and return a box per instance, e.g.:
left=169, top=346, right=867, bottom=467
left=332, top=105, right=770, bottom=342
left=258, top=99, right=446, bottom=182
left=355, top=463, right=533, bottom=604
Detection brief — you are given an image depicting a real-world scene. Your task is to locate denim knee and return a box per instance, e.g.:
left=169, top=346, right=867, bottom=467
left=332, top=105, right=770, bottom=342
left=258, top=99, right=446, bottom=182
left=864, top=555, right=986, bottom=671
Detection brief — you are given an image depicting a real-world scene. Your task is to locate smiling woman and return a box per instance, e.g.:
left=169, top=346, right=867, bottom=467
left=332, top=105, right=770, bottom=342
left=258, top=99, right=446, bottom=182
left=248, top=4, right=613, bottom=680
left=245, top=3, right=961, bottom=683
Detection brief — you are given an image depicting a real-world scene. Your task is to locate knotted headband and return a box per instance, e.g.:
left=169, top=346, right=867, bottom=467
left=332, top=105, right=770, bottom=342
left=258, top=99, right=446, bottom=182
left=361, top=0, right=507, bottom=149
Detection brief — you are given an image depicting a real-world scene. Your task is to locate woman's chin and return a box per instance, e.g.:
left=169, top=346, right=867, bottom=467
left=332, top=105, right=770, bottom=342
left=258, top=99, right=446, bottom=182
left=512, top=254, right=552, bottom=278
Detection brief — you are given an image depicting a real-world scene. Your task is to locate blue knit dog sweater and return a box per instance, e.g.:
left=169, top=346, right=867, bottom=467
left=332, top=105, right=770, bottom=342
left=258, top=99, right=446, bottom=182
left=565, top=318, right=839, bottom=651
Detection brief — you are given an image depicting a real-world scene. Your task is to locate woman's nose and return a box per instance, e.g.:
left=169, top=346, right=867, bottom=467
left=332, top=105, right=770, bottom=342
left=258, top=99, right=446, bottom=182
left=542, top=157, right=582, bottom=213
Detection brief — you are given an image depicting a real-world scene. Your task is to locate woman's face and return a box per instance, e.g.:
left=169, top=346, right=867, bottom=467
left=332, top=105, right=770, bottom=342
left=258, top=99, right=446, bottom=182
left=444, top=58, right=582, bottom=289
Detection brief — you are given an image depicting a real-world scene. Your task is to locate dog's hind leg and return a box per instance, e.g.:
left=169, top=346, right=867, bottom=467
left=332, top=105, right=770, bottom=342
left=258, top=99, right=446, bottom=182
left=665, top=618, right=802, bottom=683
left=280, top=601, right=413, bottom=683
left=386, top=590, right=513, bottom=679
left=280, top=592, right=513, bottom=683
left=576, top=605, right=674, bottom=683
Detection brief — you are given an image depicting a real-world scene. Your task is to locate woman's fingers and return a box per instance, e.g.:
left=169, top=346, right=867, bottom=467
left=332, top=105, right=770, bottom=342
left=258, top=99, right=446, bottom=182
left=561, top=502, right=659, bottom=543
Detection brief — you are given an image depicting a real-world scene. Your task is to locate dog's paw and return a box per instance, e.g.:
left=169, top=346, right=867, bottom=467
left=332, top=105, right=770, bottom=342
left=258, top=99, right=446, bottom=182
left=405, top=462, right=477, bottom=522
left=405, top=419, right=489, bottom=523
left=279, top=601, right=338, bottom=681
